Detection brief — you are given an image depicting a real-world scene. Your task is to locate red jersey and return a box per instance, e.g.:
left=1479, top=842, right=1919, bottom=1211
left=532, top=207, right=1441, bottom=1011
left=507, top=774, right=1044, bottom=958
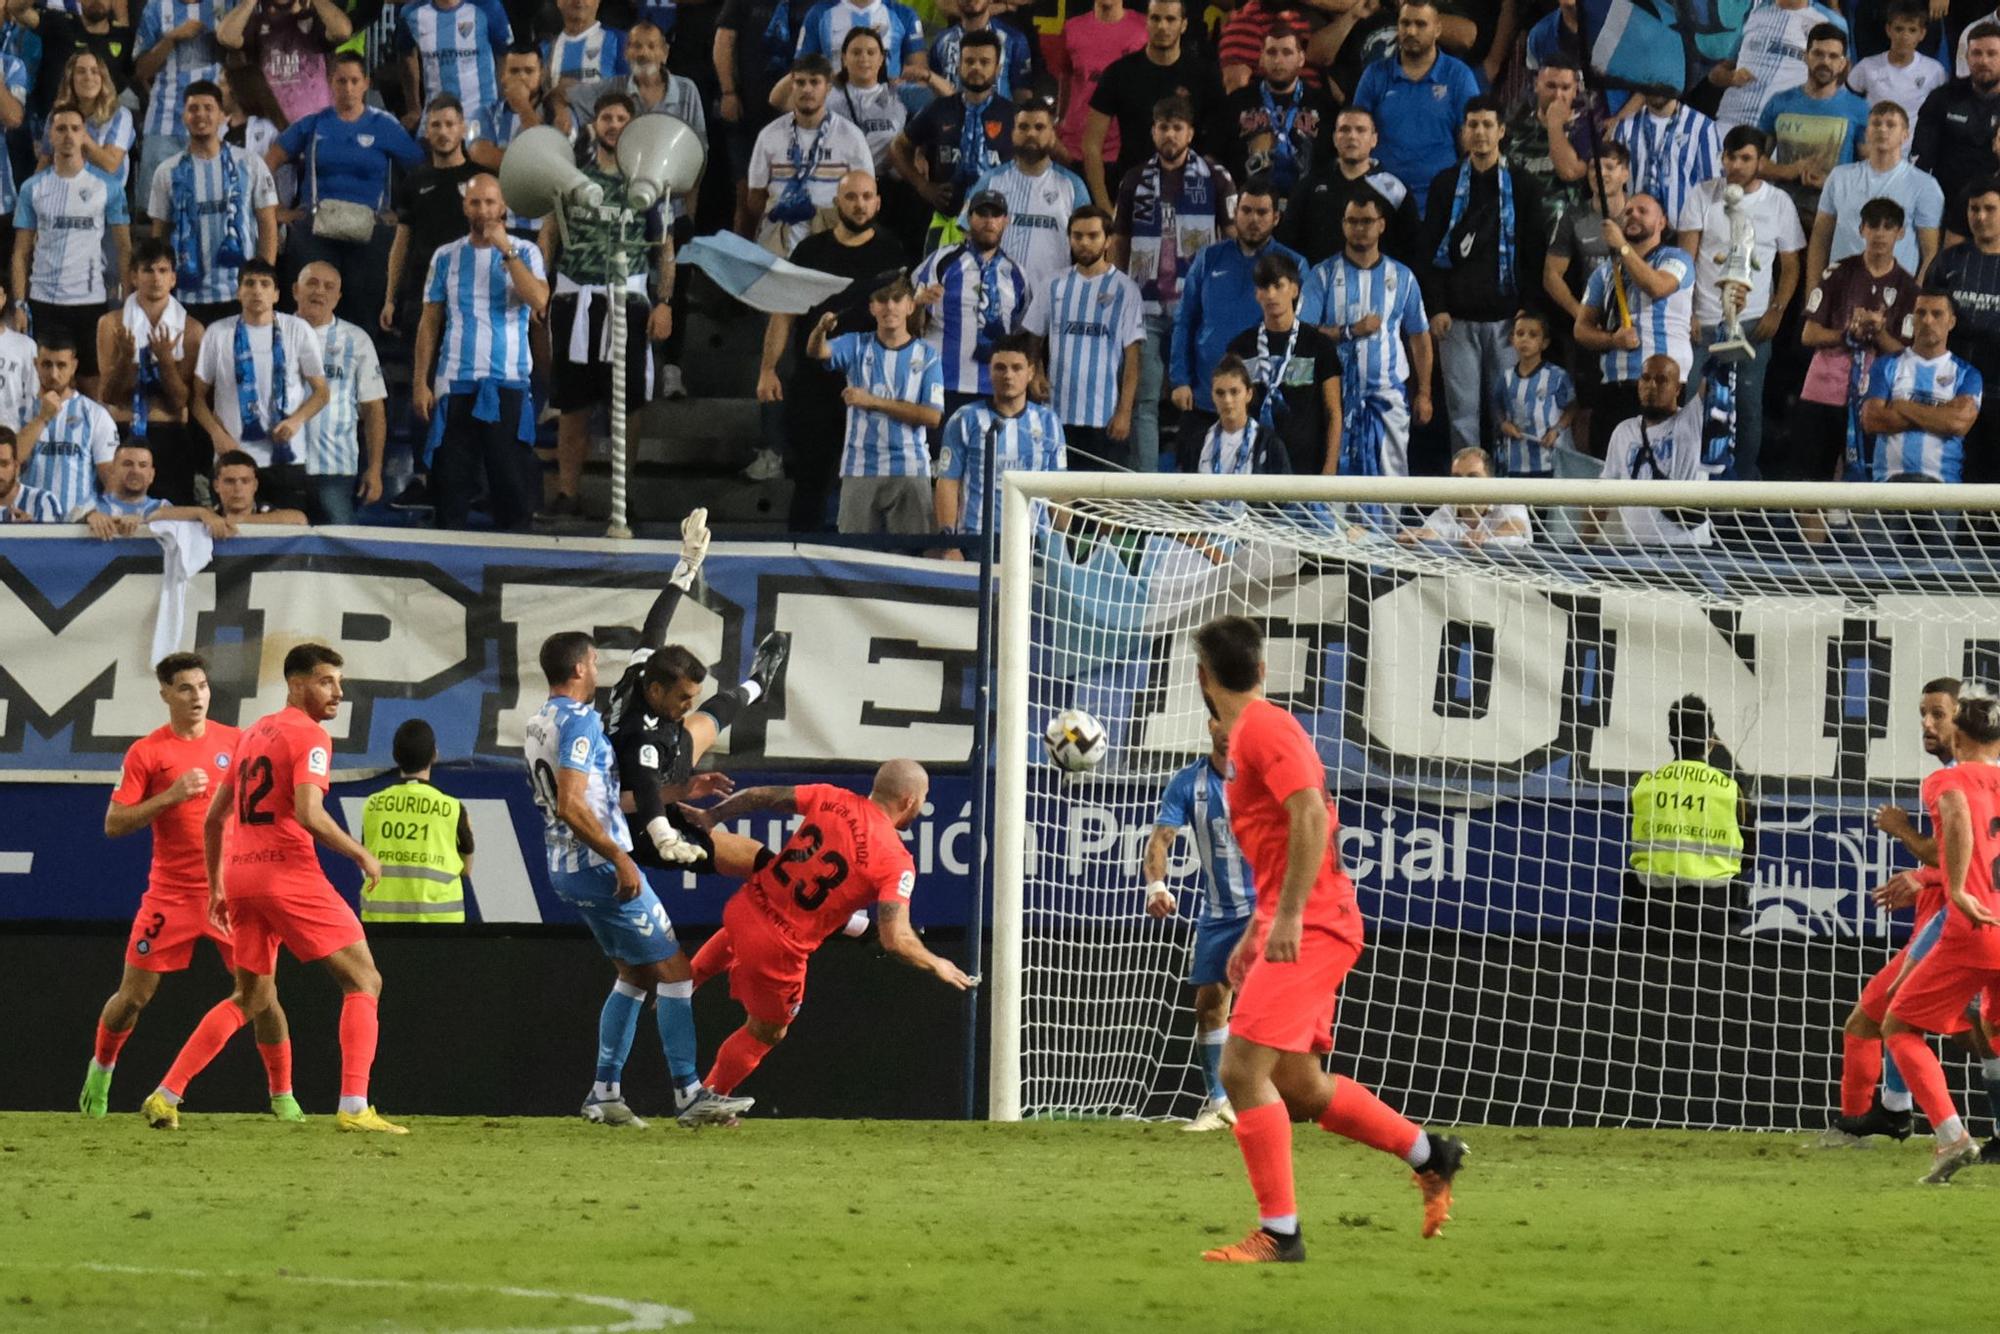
left=1922, top=762, right=2000, bottom=961
left=1912, top=864, right=1947, bottom=927
left=112, top=722, right=241, bottom=897
left=223, top=705, right=335, bottom=898
left=1224, top=698, right=1358, bottom=935
left=744, top=784, right=916, bottom=948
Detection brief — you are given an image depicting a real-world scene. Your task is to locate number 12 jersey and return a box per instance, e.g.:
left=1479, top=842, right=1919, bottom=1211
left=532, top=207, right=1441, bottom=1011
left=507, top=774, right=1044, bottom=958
left=225, top=705, right=335, bottom=896
left=744, top=784, right=916, bottom=947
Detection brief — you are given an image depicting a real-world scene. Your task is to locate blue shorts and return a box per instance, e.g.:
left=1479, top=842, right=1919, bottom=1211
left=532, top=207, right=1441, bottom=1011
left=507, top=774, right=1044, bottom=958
left=1191, top=914, right=1253, bottom=987
left=550, top=863, right=681, bottom=966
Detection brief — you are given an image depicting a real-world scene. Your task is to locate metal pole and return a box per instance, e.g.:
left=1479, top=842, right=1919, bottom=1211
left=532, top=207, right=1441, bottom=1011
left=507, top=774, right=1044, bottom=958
left=989, top=478, right=1033, bottom=1122
left=607, top=242, right=633, bottom=540
left=962, top=417, right=1001, bottom=1119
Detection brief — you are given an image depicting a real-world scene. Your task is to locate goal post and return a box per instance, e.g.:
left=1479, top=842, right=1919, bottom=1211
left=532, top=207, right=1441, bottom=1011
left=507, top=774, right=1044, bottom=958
left=989, top=471, right=2000, bottom=1128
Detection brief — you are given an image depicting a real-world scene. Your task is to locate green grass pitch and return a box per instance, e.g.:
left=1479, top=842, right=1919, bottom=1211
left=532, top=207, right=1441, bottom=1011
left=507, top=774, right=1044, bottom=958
left=2, top=1113, right=1998, bottom=1332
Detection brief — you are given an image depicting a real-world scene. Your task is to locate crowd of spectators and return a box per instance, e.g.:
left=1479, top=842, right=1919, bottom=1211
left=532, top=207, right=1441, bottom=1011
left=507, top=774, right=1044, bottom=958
left=1, top=0, right=1998, bottom=550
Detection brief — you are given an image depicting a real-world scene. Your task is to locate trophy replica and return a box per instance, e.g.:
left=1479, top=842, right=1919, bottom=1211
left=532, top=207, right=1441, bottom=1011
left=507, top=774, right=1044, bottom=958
left=1708, top=183, right=1759, bottom=361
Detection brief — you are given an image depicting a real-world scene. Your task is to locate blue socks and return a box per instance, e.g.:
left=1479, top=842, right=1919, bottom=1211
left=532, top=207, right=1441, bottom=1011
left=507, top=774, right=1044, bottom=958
left=1883, top=1049, right=1912, bottom=1112
left=1199, top=1026, right=1228, bottom=1104
left=656, top=980, right=699, bottom=1096
left=595, top=980, right=646, bottom=1089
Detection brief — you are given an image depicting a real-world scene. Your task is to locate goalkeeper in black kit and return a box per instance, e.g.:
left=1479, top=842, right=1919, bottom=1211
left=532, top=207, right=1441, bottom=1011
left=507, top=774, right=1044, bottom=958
left=606, top=508, right=792, bottom=878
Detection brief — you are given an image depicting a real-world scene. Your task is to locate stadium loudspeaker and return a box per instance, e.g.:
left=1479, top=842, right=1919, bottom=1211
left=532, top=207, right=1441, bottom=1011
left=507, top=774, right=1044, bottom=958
left=616, top=114, right=705, bottom=211
left=499, top=126, right=604, bottom=219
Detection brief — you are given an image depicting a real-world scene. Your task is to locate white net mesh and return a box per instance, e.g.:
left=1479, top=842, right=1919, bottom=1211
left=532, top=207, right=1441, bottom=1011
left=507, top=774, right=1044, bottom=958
left=1007, top=485, right=2000, bottom=1129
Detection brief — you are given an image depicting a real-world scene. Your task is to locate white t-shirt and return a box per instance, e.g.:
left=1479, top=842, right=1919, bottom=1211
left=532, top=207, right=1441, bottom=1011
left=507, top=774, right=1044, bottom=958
left=747, top=113, right=874, bottom=255
left=1848, top=50, right=1948, bottom=112
left=0, top=327, right=37, bottom=431
left=194, top=313, right=327, bottom=466
left=1600, top=397, right=1715, bottom=546
left=1416, top=502, right=1533, bottom=546
left=1676, top=177, right=1807, bottom=325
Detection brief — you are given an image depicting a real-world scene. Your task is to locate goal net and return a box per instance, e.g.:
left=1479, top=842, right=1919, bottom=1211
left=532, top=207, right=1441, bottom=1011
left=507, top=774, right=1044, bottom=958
left=989, top=474, right=2000, bottom=1131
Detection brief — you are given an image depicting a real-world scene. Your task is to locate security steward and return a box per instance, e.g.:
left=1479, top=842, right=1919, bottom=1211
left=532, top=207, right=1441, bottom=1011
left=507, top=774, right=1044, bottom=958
left=360, top=720, right=475, bottom=923
left=1625, top=693, right=1748, bottom=939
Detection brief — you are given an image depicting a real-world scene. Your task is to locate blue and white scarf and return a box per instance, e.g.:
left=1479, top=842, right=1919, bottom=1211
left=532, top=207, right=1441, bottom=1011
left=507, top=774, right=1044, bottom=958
left=235, top=317, right=290, bottom=462
left=770, top=118, right=828, bottom=225
left=1127, top=152, right=1218, bottom=308
left=1433, top=159, right=1515, bottom=295
left=954, top=93, right=1001, bottom=198
left=1257, top=81, right=1304, bottom=191
left=1844, top=343, right=1871, bottom=477
left=170, top=147, right=248, bottom=291
left=1253, top=322, right=1297, bottom=435
left=121, top=295, right=186, bottom=443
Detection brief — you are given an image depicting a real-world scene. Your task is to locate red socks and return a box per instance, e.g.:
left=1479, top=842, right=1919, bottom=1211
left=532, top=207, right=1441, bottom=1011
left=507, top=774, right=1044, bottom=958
left=1230, top=1100, right=1297, bottom=1223
left=690, top=929, right=734, bottom=991
left=161, top=1000, right=247, bottom=1098
left=1318, top=1075, right=1424, bottom=1161
left=259, top=1040, right=293, bottom=1097
left=1840, top=1033, right=1883, bottom=1119
left=705, top=1026, right=772, bottom=1095
left=339, top=993, right=380, bottom=1101
left=1883, top=1029, right=1956, bottom=1132
left=93, top=1021, right=133, bottom=1068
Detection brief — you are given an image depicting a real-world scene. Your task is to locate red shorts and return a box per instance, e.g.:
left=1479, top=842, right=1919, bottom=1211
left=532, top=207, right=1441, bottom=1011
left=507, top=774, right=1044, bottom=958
left=1886, top=947, right=2000, bottom=1035
left=125, top=888, right=235, bottom=973
left=1856, top=941, right=1974, bottom=1032
left=226, top=882, right=366, bottom=975
left=721, top=891, right=810, bottom=1027
left=1230, top=918, right=1365, bottom=1056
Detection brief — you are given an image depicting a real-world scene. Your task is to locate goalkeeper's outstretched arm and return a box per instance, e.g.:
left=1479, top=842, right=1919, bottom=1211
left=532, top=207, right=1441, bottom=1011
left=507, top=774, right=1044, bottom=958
left=640, top=508, right=712, bottom=650
left=696, top=785, right=798, bottom=825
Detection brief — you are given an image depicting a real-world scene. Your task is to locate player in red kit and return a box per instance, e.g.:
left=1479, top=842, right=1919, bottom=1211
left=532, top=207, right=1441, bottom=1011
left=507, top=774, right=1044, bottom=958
left=683, top=759, right=977, bottom=1100
left=1192, top=615, right=1466, bottom=1264
left=140, top=644, right=405, bottom=1135
left=79, top=652, right=299, bottom=1120
left=1881, top=686, right=2000, bottom=1184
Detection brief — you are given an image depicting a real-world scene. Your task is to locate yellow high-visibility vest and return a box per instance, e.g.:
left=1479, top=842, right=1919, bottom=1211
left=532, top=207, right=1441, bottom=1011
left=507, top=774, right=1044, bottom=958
left=360, top=780, right=466, bottom=922
left=1630, top=760, right=1743, bottom=883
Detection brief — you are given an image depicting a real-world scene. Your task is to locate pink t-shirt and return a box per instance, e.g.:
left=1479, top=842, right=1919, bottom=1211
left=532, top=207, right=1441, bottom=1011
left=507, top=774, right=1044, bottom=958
left=1049, top=9, right=1147, bottom=165
left=256, top=1, right=335, bottom=126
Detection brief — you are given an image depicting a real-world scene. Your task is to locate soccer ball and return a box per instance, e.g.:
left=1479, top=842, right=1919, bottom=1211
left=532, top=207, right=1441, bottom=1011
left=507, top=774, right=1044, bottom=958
left=1044, top=709, right=1108, bottom=773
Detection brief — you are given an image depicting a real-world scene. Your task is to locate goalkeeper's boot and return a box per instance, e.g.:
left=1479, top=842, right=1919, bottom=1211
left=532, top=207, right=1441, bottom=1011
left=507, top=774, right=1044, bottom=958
left=581, top=1095, right=648, bottom=1129
left=335, top=1106, right=409, bottom=1135
left=676, top=1087, right=755, bottom=1128
left=269, top=1094, right=306, bottom=1123
left=1981, top=1137, right=2000, bottom=1165
left=1202, top=1226, right=1305, bottom=1264
left=79, top=1063, right=111, bottom=1118
left=1414, top=1132, right=1468, bottom=1238
left=1921, top=1133, right=1979, bottom=1185
left=1834, top=1095, right=1914, bottom=1143
left=1183, top=1098, right=1235, bottom=1133
left=141, top=1091, right=179, bottom=1130
left=747, top=632, right=791, bottom=709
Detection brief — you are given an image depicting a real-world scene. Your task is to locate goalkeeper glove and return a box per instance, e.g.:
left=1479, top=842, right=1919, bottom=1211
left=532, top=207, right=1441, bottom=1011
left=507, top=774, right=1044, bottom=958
left=668, top=507, right=710, bottom=592
left=646, top=816, right=706, bottom=866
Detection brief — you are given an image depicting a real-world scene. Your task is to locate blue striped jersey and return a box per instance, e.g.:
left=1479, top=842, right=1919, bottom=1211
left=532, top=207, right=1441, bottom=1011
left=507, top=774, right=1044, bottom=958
left=930, top=21, right=1033, bottom=97
left=1865, top=350, right=1982, bottom=482
left=0, top=54, right=28, bottom=210
left=1022, top=265, right=1143, bottom=428
left=424, top=236, right=546, bottom=386
left=524, top=694, right=631, bottom=874
left=472, top=101, right=541, bottom=229
left=1582, top=245, right=1694, bottom=383
left=38, top=107, right=137, bottom=188
left=95, top=493, right=168, bottom=518
left=398, top=0, right=509, bottom=124
left=22, top=392, right=118, bottom=517
left=302, top=317, right=387, bottom=477
left=936, top=400, right=1066, bottom=534
left=1490, top=359, right=1574, bottom=475
left=960, top=160, right=1092, bottom=297
left=1715, top=0, right=1844, bottom=129
left=1, top=481, right=60, bottom=522
left=824, top=331, right=942, bottom=478
left=544, top=21, right=626, bottom=83
left=795, top=0, right=926, bottom=76
left=1297, top=252, right=1427, bottom=400
left=1155, top=756, right=1255, bottom=922
left=14, top=163, right=127, bottom=304
left=0, top=329, right=37, bottom=431
left=911, top=243, right=1030, bottom=396
left=143, top=147, right=279, bottom=305
left=135, top=0, right=226, bottom=138
left=1609, top=104, right=1721, bottom=224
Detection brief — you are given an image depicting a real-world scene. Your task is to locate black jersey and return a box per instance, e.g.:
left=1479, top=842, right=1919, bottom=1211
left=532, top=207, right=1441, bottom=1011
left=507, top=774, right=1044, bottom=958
left=604, top=647, right=696, bottom=805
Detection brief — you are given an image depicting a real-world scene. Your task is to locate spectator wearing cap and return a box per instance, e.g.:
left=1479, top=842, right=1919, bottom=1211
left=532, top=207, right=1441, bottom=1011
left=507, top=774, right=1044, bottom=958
left=887, top=28, right=1015, bottom=249
left=912, top=187, right=1030, bottom=427
left=1167, top=179, right=1300, bottom=468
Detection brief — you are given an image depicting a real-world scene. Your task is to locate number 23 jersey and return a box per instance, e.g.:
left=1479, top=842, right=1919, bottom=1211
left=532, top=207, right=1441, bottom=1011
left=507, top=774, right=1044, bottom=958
left=225, top=706, right=335, bottom=896
left=744, top=783, right=916, bottom=947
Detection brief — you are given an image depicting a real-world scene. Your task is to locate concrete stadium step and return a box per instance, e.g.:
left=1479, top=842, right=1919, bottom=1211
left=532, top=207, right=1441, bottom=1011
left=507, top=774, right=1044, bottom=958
left=577, top=467, right=790, bottom=532
left=630, top=397, right=763, bottom=468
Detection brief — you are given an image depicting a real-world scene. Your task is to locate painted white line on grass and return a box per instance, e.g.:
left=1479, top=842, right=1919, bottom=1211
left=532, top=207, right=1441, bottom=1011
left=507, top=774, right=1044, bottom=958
left=0, top=1261, right=693, bottom=1332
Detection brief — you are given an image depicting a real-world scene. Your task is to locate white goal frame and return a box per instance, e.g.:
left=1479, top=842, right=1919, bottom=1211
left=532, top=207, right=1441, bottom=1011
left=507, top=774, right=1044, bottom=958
left=988, top=472, right=2000, bottom=1124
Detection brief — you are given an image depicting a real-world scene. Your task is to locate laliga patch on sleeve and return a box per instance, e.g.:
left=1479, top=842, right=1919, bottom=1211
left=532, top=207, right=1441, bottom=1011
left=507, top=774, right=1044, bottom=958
left=307, top=747, right=329, bottom=776
left=569, top=735, right=591, bottom=765
left=639, top=744, right=660, bottom=770
left=897, top=870, right=915, bottom=899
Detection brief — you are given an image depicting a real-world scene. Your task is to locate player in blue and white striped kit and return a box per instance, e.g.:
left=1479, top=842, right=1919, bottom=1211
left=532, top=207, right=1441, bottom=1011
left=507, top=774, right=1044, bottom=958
left=809, top=272, right=944, bottom=536
left=1144, top=715, right=1258, bottom=1132
left=934, top=332, right=1064, bottom=539
left=526, top=630, right=753, bottom=1130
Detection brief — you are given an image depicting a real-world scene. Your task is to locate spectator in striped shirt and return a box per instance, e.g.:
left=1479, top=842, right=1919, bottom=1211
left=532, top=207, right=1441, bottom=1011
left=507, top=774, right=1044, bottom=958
left=79, top=438, right=235, bottom=537
left=146, top=79, right=280, bottom=327
left=923, top=0, right=1032, bottom=100
left=1490, top=310, right=1574, bottom=477
left=1860, top=290, right=1983, bottom=482
left=18, top=334, right=118, bottom=517
left=912, top=187, right=1029, bottom=425
left=0, top=428, right=63, bottom=522
left=1926, top=178, right=2000, bottom=481
left=544, top=0, right=626, bottom=96
left=1609, top=90, right=1722, bottom=228
left=13, top=106, right=129, bottom=398
left=1707, top=0, right=1846, bottom=135
left=133, top=0, right=226, bottom=213
left=1573, top=192, right=1693, bottom=438
left=211, top=447, right=309, bottom=522
left=1021, top=203, right=1142, bottom=470
left=293, top=260, right=385, bottom=524
left=933, top=330, right=1065, bottom=543
left=0, top=279, right=38, bottom=436
left=397, top=0, right=512, bottom=130
left=806, top=271, right=943, bottom=536
left=192, top=258, right=329, bottom=512
left=959, top=98, right=1091, bottom=299
left=792, top=0, right=928, bottom=83
left=414, top=173, right=551, bottom=530
left=97, top=240, right=207, bottom=504
left=37, top=51, right=135, bottom=187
